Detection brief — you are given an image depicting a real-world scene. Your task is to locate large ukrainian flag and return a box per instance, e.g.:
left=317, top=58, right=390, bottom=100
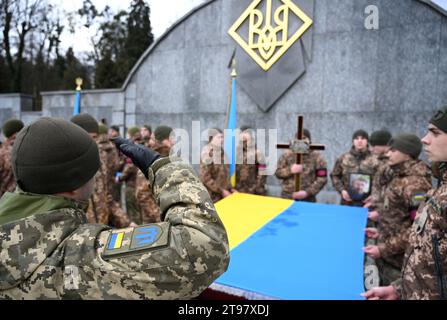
left=213, top=193, right=368, bottom=300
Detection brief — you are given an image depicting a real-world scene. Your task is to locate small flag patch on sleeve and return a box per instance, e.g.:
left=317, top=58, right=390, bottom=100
left=108, top=232, right=125, bottom=250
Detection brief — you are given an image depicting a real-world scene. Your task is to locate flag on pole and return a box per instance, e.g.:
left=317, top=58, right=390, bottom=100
left=73, top=78, right=83, bottom=116
left=225, top=62, right=237, bottom=188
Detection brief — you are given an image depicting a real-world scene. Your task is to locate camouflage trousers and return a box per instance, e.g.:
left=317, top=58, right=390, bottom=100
left=125, top=187, right=139, bottom=224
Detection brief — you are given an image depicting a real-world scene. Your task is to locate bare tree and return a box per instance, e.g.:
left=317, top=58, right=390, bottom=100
left=1, top=0, right=49, bottom=92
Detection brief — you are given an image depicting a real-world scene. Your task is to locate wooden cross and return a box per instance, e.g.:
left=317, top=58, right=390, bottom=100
left=277, top=115, right=326, bottom=192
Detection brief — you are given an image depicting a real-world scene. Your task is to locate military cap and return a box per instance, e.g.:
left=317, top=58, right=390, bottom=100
left=370, top=130, right=392, bottom=146
left=71, top=113, right=99, bottom=134
left=352, top=129, right=369, bottom=141
left=430, top=105, right=447, bottom=134
left=154, top=126, right=173, bottom=142
left=2, top=119, right=24, bottom=138
left=98, top=123, right=108, bottom=135
left=12, top=118, right=100, bottom=194
left=388, top=133, right=422, bottom=159
left=127, top=126, right=140, bottom=137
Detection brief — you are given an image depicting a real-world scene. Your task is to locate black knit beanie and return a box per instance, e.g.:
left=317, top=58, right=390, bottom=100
left=71, top=113, right=99, bottom=134
left=430, top=106, right=447, bottom=134
left=388, top=133, right=422, bottom=159
left=12, top=118, right=100, bottom=194
left=352, top=129, right=369, bottom=141
left=370, top=130, right=392, bottom=146
left=2, top=119, right=24, bottom=138
left=154, top=126, right=173, bottom=142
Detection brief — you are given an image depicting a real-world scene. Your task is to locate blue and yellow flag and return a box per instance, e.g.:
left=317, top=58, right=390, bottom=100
left=225, top=70, right=237, bottom=188
left=73, top=78, right=82, bottom=116
left=214, top=193, right=368, bottom=300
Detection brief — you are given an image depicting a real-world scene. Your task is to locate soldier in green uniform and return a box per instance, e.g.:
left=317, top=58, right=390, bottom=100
left=234, top=127, right=267, bottom=195
left=364, top=134, right=432, bottom=286
left=331, top=130, right=381, bottom=206
left=363, top=106, right=447, bottom=300
left=0, top=118, right=229, bottom=299
left=275, top=129, right=328, bottom=202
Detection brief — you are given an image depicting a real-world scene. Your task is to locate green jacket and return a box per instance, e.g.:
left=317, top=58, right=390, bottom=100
left=0, top=158, right=230, bottom=299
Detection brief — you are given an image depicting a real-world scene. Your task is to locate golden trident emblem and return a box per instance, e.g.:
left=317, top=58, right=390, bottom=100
left=229, top=0, right=313, bottom=71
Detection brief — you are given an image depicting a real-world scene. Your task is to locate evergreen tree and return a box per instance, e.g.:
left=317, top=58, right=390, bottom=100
left=125, top=0, right=154, bottom=71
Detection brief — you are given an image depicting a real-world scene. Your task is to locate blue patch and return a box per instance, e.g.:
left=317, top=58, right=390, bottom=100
left=130, top=225, right=163, bottom=249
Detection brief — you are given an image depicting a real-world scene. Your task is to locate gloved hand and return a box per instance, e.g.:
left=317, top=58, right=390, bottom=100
left=113, top=137, right=160, bottom=178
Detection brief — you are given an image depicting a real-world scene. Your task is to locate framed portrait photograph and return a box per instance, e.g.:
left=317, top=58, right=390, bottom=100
left=348, top=173, right=372, bottom=202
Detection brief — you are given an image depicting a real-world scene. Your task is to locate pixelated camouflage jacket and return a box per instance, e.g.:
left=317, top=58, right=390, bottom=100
left=0, top=158, right=230, bottom=299
left=120, top=162, right=138, bottom=189
left=393, top=162, right=447, bottom=300
left=0, top=142, right=16, bottom=198
left=331, top=148, right=380, bottom=199
left=97, top=135, right=121, bottom=195
left=87, top=167, right=129, bottom=228
left=235, top=143, right=267, bottom=195
left=376, top=159, right=432, bottom=269
left=275, top=149, right=328, bottom=199
left=199, top=144, right=231, bottom=203
left=370, top=155, right=392, bottom=208
left=85, top=137, right=129, bottom=228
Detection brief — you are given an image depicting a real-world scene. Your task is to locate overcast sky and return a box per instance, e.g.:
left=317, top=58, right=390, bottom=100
left=50, top=0, right=206, bottom=55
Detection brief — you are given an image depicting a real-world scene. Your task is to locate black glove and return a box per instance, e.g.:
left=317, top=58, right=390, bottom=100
left=113, top=137, right=160, bottom=178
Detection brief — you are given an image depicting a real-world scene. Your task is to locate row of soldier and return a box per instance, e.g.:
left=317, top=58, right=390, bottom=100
left=0, top=114, right=439, bottom=294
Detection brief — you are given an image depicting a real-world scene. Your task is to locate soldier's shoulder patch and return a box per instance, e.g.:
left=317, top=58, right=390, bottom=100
left=411, top=192, right=426, bottom=208
left=102, top=223, right=170, bottom=259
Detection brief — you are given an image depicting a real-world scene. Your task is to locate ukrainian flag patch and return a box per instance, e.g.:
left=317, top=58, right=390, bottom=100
left=102, top=223, right=170, bottom=259
left=411, top=193, right=426, bottom=208
left=108, top=232, right=125, bottom=250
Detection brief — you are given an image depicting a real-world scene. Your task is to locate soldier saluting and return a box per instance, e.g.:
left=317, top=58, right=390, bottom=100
left=0, top=118, right=229, bottom=299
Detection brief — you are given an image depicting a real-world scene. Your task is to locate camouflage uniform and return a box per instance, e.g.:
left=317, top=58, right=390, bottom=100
left=235, top=143, right=267, bottom=195
left=331, top=148, right=381, bottom=206
left=375, top=160, right=432, bottom=285
left=199, top=143, right=231, bottom=203
left=87, top=139, right=129, bottom=228
left=0, top=158, right=230, bottom=299
left=371, top=155, right=393, bottom=208
left=134, top=144, right=171, bottom=225
left=97, top=134, right=121, bottom=197
left=275, top=150, right=328, bottom=202
left=120, top=160, right=139, bottom=223
left=391, top=163, right=447, bottom=299
left=0, top=142, right=16, bottom=198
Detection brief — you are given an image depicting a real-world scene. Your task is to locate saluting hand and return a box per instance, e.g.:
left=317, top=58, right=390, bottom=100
left=113, top=137, right=160, bottom=178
